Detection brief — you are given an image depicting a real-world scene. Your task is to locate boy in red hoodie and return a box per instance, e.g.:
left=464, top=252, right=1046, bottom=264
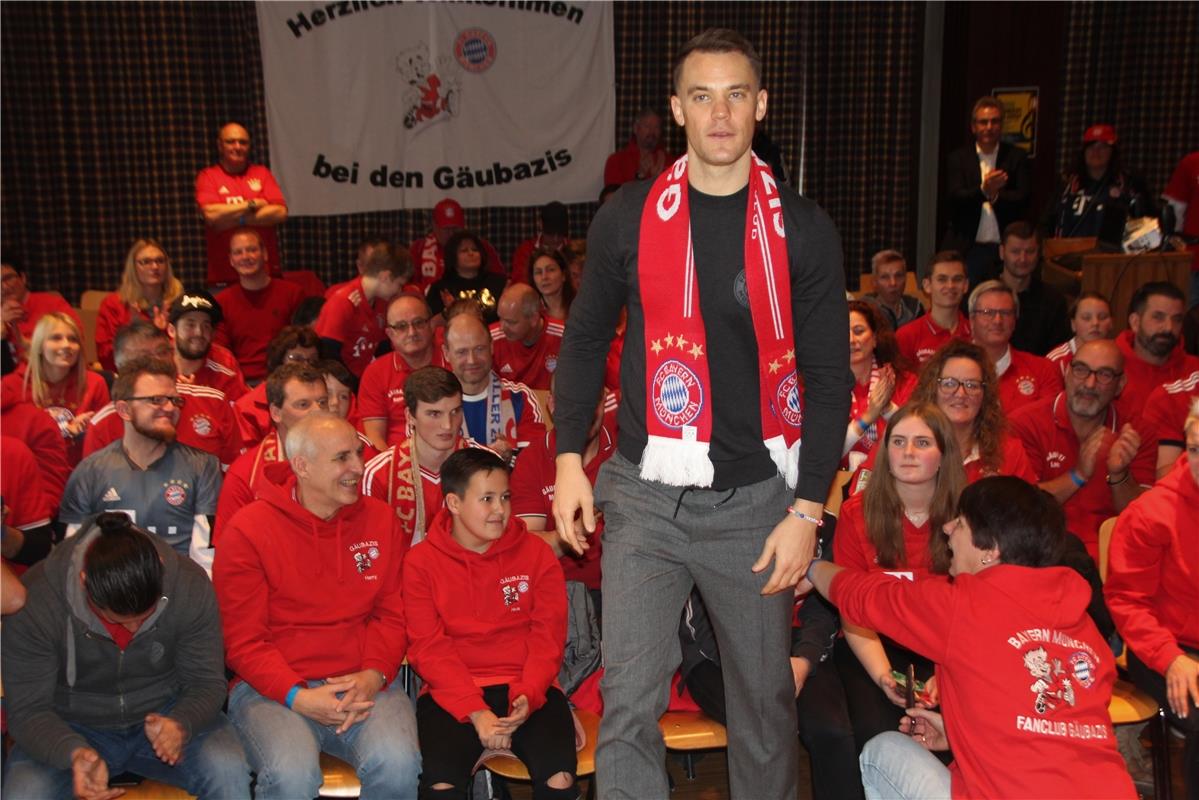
left=403, top=448, right=576, bottom=799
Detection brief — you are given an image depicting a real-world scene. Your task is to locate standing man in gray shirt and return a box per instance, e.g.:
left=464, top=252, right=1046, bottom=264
left=551, top=28, right=852, bottom=800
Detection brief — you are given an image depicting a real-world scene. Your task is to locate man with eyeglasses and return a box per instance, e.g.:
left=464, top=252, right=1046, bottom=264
left=1009, top=339, right=1154, bottom=560
left=60, top=356, right=223, bottom=575
left=968, top=280, right=1062, bottom=414
left=84, top=321, right=241, bottom=469
left=215, top=363, right=328, bottom=541
left=941, top=96, right=1030, bottom=288
left=213, top=229, right=304, bottom=384
left=359, top=294, right=446, bottom=451
left=196, top=122, right=288, bottom=286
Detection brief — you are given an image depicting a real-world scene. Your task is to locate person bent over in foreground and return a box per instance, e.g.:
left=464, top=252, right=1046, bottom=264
left=2, top=511, right=250, bottom=800
left=404, top=448, right=576, bottom=799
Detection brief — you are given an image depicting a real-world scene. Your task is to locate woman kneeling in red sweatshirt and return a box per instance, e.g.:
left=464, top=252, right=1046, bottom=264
left=403, top=448, right=577, bottom=800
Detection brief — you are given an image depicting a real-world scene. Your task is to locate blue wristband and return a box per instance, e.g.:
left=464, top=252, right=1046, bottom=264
left=856, top=417, right=871, bottom=434
left=284, top=685, right=301, bottom=709
left=1068, top=469, right=1086, bottom=488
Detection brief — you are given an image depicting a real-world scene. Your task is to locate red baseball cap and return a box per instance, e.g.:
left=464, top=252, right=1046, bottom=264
left=433, top=198, right=464, bottom=228
left=1083, top=124, right=1117, bottom=145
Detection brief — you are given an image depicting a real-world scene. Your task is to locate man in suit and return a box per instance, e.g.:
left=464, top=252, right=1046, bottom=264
left=942, top=96, right=1031, bottom=288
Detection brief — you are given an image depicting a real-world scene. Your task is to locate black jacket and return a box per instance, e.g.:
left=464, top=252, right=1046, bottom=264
left=942, top=141, right=1031, bottom=253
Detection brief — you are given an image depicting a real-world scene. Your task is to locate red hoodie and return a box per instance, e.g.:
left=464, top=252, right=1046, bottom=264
left=1105, top=457, right=1199, bottom=674
left=403, top=509, right=566, bottom=723
left=1115, top=328, right=1199, bottom=420
left=831, top=565, right=1134, bottom=799
left=213, top=462, right=409, bottom=703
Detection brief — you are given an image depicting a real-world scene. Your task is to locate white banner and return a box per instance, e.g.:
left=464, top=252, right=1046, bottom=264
left=256, top=1, right=614, bottom=215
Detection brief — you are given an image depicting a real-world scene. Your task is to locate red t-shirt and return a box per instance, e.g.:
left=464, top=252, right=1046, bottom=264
left=180, top=346, right=249, bottom=403
left=194, top=163, right=286, bottom=285
left=489, top=318, right=563, bottom=392
left=995, top=347, right=1064, bottom=415
left=895, top=312, right=971, bottom=366
left=82, top=382, right=241, bottom=468
left=314, top=277, right=387, bottom=377
left=1008, top=393, right=1156, bottom=559
left=14, top=292, right=80, bottom=343
left=1045, top=338, right=1076, bottom=377
left=1114, top=329, right=1199, bottom=421
left=214, top=279, right=304, bottom=382
left=1141, top=369, right=1199, bottom=449
left=832, top=493, right=935, bottom=581
left=1, top=366, right=110, bottom=466
left=510, top=417, right=617, bottom=590
left=357, top=350, right=449, bottom=448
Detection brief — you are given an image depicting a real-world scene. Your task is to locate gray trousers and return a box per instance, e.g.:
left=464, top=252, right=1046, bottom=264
left=593, top=452, right=798, bottom=799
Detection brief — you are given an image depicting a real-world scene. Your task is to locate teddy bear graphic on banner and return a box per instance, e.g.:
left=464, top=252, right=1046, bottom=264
left=396, top=43, right=461, bottom=130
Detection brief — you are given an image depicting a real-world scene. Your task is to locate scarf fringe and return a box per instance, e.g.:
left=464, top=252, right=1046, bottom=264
left=640, top=436, right=715, bottom=487
left=765, top=435, right=801, bottom=490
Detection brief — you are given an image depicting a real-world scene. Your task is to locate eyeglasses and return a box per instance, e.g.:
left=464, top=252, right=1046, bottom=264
left=284, top=353, right=317, bottom=364
left=972, top=308, right=1016, bottom=320
left=126, top=395, right=185, bottom=408
left=936, top=377, right=983, bottom=395
left=386, top=318, right=430, bottom=333
left=1068, top=361, right=1122, bottom=386
left=136, top=256, right=168, bottom=267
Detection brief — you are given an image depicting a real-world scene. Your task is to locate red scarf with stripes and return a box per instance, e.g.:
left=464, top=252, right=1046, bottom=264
left=637, top=153, right=801, bottom=488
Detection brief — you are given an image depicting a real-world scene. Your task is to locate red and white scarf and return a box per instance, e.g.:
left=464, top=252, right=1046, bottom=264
left=638, top=153, right=801, bottom=488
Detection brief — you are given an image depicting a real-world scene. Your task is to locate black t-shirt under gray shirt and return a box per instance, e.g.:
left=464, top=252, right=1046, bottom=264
left=554, top=179, right=852, bottom=503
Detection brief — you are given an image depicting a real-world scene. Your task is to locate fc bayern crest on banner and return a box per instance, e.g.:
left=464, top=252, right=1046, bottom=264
left=454, top=28, right=497, bottom=73
left=652, top=360, right=703, bottom=428
left=775, top=372, right=803, bottom=427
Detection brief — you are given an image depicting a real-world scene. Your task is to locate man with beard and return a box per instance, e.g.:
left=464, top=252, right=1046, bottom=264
left=169, top=290, right=248, bottom=401
left=83, top=321, right=241, bottom=468
left=59, top=356, right=223, bottom=575
left=215, top=228, right=304, bottom=383
left=1115, top=282, right=1198, bottom=417
left=1009, top=339, right=1155, bottom=560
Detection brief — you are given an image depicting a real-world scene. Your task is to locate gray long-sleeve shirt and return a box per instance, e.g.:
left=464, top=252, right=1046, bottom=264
left=554, top=179, right=852, bottom=503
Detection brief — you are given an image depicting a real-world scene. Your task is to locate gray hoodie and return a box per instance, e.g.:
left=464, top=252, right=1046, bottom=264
left=1, top=517, right=227, bottom=770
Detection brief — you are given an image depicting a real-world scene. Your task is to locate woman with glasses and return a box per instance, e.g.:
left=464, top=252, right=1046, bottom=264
left=2, top=312, right=109, bottom=466
left=850, top=340, right=1035, bottom=494
left=833, top=403, right=966, bottom=756
left=840, top=300, right=915, bottom=471
left=1046, top=292, right=1114, bottom=376
left=528, top=247, right=575, bottom=323
left=95, top=240, right=184, bottom=371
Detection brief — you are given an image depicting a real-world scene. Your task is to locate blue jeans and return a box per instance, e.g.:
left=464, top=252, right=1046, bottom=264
left=227, top=678, right=420, bottom=800
left=859, top=731, right=951, bottom=800
left=2, top=711, right=250, bottom=799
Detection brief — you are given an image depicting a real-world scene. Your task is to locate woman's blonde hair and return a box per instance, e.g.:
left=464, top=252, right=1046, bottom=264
left=25, top=311, right=86, bottom=408
left=863, top=402, right=966, bottom=574
left=117, top=239, right=183, bottom=312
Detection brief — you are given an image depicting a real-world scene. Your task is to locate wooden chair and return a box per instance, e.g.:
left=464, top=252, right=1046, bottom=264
left=482, top=708, right=600, bottom=799
left=658, top=710, right=727, bottom=780
left=79, top=289, right=109, bottom=369
left=114, top=779, right=196, bottom=799
left=1097, top=514, right=1173, bottom=800
left=318, top=752, right=362, bottom=798
left=825, top=469, right=853, bottom=519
